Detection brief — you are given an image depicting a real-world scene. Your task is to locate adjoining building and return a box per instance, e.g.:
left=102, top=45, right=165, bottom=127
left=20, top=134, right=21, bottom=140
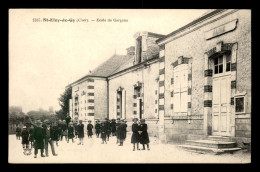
left=68, top=9, right=251, bottom=147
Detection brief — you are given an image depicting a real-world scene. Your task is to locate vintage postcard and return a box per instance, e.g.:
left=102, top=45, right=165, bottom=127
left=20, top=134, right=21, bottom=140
left=9, top=9, right=251, bottom=163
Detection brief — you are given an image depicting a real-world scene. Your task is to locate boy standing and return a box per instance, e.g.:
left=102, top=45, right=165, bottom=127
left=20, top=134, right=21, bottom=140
left=67, top=122, right=75, bottom=143
left=95, top=120, right=101, bottom=138
left=77, top=120, right=84, bottom=145
left=16, top=125, right=21, bottom=140
left=21, top=126, right=30, bottom=155
left=100, top=122, right=107, bottom=144
left=87, top=120, right=93, bottom=138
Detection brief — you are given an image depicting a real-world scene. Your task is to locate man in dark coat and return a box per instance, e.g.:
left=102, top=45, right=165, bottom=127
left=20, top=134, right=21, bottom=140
left=117, top=120, right=127, bottom=146
left=51, top=121, right=60, bottom=146
left=87, top=120, right=94, bottom=138
left=32, top=120, right=45, bottom=158
left=95, top=120, right=101, bottom=138
left=77, top=120, right=84, bottom=145
left=44, top=121, right=58, bottom=157
left=111, top=119, right=116, bottom=136
left=104, top=118, right=111, bottom=141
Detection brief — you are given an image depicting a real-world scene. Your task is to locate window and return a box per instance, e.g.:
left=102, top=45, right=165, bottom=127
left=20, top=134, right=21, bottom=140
left=214, top=54, right=231, bottom=74
left=226, top=54, right=231, bottom=72
left=171, top=78, right=174, bottom=85
left=155, top=100, right=157, bottom=104
left=235, top=96, right=245, bottom=113
left=155, top=90, right=157, bottom=95
left=155, top=109, right=157, bottom=113
left=173, top=64, right=188, bottom=114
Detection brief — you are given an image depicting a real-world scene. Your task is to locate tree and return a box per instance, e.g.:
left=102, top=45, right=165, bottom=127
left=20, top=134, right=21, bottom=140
left=55, top=109, right=65, bottom=120
left=58, top=86, right=72, bottom=120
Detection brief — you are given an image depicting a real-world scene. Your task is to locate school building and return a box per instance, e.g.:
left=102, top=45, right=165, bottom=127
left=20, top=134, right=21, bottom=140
left=68, top=9, right=251, bottom=148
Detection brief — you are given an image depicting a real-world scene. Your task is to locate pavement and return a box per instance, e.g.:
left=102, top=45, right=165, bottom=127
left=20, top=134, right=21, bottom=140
left=8, top=133, right=251, bottom=164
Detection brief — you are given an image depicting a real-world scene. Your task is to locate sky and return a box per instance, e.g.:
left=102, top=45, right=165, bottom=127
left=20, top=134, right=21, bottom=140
left=9, top=9, right=209, bottom=113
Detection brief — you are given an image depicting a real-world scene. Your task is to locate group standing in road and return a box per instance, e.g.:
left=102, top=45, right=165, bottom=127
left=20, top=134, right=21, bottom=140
left=16, top=115, right=151, bottom=159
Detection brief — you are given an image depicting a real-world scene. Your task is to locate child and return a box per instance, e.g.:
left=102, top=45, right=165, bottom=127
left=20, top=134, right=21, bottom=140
left=131, top=118, right=140, bottom=151
left=139, top=119, right=150, bottom=151
left=73, top=121, right=78, bottom=139
left=100, top=122, right=107, bottom=144
left=77, top=120, right=84, bottom=145
left=28, top=125, right=34, bottom=149
left=87, top=120, right=93, bottom=138
left=117, top=120, right=127, bottom=146
left=16, top=125, right=21, bottom=140
left=67, top=122, right=75, bottom=143
left=21, top=126, right=30, bottom=155
left=111, top=119, right=116, bottom=136
left=95, top=120, right=101, bottom=138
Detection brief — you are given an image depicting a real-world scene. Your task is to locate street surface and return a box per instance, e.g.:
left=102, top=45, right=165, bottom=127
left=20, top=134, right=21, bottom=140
left=8, top=133, right=250, bottom=163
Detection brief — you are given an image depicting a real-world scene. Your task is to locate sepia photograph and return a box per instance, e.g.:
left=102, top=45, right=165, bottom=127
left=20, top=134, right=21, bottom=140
left=8, top=9, right=251, bottom=163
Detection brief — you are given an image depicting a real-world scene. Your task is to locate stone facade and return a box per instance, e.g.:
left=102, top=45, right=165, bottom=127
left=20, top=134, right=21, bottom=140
left=157, top=9, right=251, bottom=144
left=68, top=9, right=251, bottom=146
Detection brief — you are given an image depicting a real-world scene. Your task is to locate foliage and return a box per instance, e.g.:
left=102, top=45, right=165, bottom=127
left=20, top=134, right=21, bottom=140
left=8, top=107, right=26, bottom=125
left=58, top=86, right=72, bottom=120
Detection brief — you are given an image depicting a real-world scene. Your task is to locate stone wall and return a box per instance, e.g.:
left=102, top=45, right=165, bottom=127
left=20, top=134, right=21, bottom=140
left=162, top=9, right=251, bottom=142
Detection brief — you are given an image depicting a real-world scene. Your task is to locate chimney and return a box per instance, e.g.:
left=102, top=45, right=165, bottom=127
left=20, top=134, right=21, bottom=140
left=126, top=46, right=135, bottom=56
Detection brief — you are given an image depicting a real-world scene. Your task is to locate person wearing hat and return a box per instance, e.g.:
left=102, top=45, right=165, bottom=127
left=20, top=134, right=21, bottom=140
left=65, top=114, right=71, bottom=128
left=28, top=124, right=34, bottom=149
left=95, top=120, right=101, bottom=138
left=32, top=120, right=45, bottom=158
left=100, top=121, right=107, bottom=144
left=139, top=119, right=150, bottom=151
left=87, top=120, right=94, bottom=138
left=44, top=121, right=58, bottom=157
left=77, top=120, right=84, bottom=145
left=104, top=117, right=111, bottom=141
left=117, top=120, right=127, bottom=146
left=73, top=121, right=79, bottom=139
left=60, top=120, right=68, bottom=141
left=15, top=124, right=22, bottom=140
left=67, top=122, right=75, bottom=143
left=123, top=120, right=128, bottom=139
left=115, top=118, right=121, bottom=144
left=131, top=118, right=140, bottom=151
left=111, top=119, right=116, bottom=136
left=51, top=121, right=60, bottom=146
left=21, top=126, right=30, bottom=155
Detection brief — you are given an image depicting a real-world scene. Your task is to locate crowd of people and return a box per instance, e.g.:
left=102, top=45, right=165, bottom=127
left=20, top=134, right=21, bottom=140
left=15, top=115, right=150, bottom=158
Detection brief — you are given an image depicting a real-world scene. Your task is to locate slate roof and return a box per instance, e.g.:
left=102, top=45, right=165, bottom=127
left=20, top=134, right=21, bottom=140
left=70, top=54, right=133, bottom=86
left=110, top=56, right=135, bottom=75
left=89, top=54, right=132, bottom=77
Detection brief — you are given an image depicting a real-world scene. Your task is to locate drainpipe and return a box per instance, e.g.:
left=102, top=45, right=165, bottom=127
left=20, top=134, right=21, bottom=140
left=106, top=78, right=109, bottom=119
